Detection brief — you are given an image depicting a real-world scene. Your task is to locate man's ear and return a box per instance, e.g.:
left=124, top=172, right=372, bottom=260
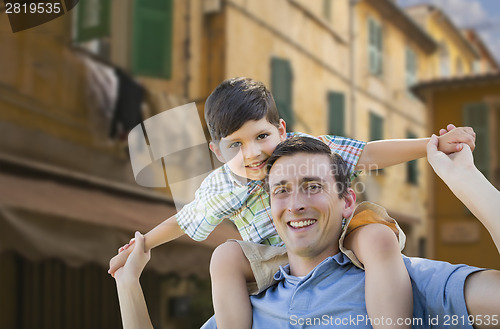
left=209, top=141, right=226, bottom=163
left=278, top=119, right=287, bottom=141
left=342, top=188, right=356, bottom=219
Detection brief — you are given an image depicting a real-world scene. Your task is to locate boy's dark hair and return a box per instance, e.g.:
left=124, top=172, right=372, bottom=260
left=204, top=77, right=281, bottom=141
left=266, top=137, right=351, bottom=199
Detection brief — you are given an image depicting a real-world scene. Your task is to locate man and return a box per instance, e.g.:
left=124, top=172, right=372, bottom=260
left=114, top=136, right=500, bottom=329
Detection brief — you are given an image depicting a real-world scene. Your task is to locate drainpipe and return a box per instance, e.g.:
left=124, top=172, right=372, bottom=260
left=349, top=0, right=361, bottom=139
left=184, top=0, right=191, bottom=100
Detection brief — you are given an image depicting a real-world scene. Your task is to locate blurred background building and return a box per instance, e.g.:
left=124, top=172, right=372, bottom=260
left=0, top=0, right=499, bottom=328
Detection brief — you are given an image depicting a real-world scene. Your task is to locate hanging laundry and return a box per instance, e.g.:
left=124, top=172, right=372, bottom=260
left=110, top=68, right=145, bottom=140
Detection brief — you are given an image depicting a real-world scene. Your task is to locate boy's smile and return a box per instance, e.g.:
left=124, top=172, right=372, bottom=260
left=210, top=118, right=287, bottom=181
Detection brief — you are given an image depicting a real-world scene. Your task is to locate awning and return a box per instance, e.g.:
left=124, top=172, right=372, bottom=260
left=0, top=171, right=241, bottom=277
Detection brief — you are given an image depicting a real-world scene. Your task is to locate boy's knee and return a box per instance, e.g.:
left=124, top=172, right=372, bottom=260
left=357, top=224, right=400, bottom=256
left=210, top=241, right=246, bottom=277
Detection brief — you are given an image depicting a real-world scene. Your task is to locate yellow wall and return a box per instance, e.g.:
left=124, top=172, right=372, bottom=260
left=224, top=0, right=352, bottom=137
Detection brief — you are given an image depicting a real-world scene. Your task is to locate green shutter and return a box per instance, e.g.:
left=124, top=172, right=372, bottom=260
left=376, top=22, right=383, bottom=75
left=369, top=112, right=384, bottom=141
left=369, top=18, right=377, bottom=75
left=406, top=131, right=418, bottom=185
left=463, top=103, right=490, bottom=178
left=328, top=91, right=345, bottom=136
left=405, top=48, right=412, bottom=87
left=77, top=0, right=110, bottom=42
left=406, top=47, right=418, bottom=97
left=369, top=112, right=384, bottom=173
left=271, top=57, right=294, bottom=131
left=132, top=0, right=173, bottom=79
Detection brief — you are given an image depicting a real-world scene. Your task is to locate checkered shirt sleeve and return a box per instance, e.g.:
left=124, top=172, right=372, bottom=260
left=287, top=132, right=366, bottom=176
left=176, top=165, right=260, bottom=241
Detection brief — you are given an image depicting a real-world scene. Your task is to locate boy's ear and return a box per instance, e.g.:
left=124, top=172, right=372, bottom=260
left=278, top=119, right=287, bottom=141
left=209, top=142, right=226, bottom=163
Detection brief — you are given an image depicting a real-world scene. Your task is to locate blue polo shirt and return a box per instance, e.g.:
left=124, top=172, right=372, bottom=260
left=202, top=252, right=483, bottom=328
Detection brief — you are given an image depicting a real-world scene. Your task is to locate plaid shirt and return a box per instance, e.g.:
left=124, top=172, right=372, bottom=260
left=176, top=132, right=366, bottom=246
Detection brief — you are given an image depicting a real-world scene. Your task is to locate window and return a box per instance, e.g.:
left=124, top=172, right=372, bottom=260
left=405, top=47, right=418, bottom=96
left=368, top=18, right=383, bottom=76
left=406, top=131, right=418, bottom=185
left=327, top=91, right=345, bottom=136
left=132, top=0, right=173, bottom=79
left=271, top=57, right=294, bottom=131
left=439, top=41, right=450, bottom=77
left=76, top=0, right=111, bottom=42
left=323, top=0, right=332, bottom=22
left=463, top=103, right=490, bottom=178
left=473, top=60, right=481, bottom=74
left=456, top=58, right=464, bottom=76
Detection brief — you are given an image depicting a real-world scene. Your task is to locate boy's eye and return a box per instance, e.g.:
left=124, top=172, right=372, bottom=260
left=272, top=186, right=288, bottom=195
left=229, top=142, right=241, bottom=148
left=257, top=133, right=269, bottom=140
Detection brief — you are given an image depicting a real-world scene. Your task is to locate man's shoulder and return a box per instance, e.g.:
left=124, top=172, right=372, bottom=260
left=403, top=255, right=483, bottom=296
left=403, top=255, right=481, bottom=274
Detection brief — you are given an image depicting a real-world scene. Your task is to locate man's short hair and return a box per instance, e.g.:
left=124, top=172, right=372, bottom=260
left=266, top=137, right=351, bottom=198
left=204, top=77, right=281, bottom=141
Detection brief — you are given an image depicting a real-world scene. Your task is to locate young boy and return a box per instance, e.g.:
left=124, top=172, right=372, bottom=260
left=109, top=77, right=476, bottom=329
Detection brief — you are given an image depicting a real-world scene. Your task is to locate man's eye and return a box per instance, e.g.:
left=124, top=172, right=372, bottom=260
left=229, top=142, right=241, bottom=148
left=257, top=133, right=269, bottom=140
left=304, top=183, right=322, bottom=193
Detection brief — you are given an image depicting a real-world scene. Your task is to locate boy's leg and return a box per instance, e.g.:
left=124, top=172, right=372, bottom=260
left=210, top=241, right=255, bottom=329
left=344, top=224, right=412, bottom=329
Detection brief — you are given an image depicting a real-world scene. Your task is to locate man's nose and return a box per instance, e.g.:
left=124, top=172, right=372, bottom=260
left=287, top=190, right=306, bottom=213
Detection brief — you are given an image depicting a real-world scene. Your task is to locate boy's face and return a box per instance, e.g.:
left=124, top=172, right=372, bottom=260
left=210, top=118, right=287, bottom=181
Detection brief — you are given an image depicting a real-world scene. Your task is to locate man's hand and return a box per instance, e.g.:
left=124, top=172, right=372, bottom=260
left=436, top=124, right=475, bottom=154
left=113, top=232, right=150, bottom=283
left=108, top=238, right=136, bottom=277
left=427, top=134, right=475, bottom=183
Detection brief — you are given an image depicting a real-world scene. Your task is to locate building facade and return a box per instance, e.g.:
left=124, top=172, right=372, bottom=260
left=1, top=0, right=498, bottom=327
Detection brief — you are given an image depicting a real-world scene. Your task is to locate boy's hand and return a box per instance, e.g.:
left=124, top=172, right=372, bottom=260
left=436, top=124, right=475, bottom=154
left=119, top=238, right=135, bottom=253
left=427, top=134, right=475, bottom=183
left=108, top=238, right=136, bottom=277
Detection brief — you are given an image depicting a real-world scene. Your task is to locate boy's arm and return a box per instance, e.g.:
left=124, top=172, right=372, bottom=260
left=144, top=214, right=185, bottom=250
left=427, top=135, right=500, bottom=328
left=356, top=126, right=475, bottom=170
left=109, top=215, right=185, bottom=275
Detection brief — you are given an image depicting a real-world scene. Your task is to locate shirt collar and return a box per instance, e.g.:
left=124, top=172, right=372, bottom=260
left=273, top=252, right=352, bottom=282
left=222, top=164, right=265, bottom=191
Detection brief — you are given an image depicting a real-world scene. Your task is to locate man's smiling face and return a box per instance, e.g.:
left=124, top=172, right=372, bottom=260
left=268, top=153, right=355, bottom=263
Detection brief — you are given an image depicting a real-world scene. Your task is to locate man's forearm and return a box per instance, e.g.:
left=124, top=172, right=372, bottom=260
left=357, top=138, right=428, bottom=170
left=445, top=167, right=500, bottom=253
left=116, top=278, right=154, bottom=329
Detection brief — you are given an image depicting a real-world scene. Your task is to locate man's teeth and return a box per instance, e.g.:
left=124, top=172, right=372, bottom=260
left=248, top=161, right=264, bottom=168
left=289, top=220, right=316, bottom=228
